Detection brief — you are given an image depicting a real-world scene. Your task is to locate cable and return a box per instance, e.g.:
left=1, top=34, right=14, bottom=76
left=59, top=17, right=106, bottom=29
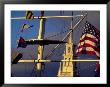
left=44, top=24, right=70, bottom=39
left=30, top=61, right=38, bottom=77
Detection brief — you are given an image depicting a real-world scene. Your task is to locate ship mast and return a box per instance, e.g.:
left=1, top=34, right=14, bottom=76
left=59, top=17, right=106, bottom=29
left=36, top=11, right=45, bottom=76
left=11, top=11, right=99, bottom=77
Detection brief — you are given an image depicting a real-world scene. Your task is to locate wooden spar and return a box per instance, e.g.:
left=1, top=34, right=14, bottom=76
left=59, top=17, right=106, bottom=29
left=11, top=17, right=25, bottom=19
left=36, top=14, right=45, bottom=71
left=12, top=12, right=90, bottom=77
left=18, top=59, right=100, bottom=63
left=11, top=15, right=84, bottom=20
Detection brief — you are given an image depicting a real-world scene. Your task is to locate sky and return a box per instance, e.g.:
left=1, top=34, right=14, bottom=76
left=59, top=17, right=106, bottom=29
left=11, top=11, right=100, bottom=77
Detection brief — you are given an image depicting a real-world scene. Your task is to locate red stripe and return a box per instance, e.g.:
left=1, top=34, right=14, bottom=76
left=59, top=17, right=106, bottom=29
left=80, top=36, right=98, bottom=43
left=76, top=48, right=100, bottom=57
left=77, top=45, right=100, bottom=55
left=79, top=45, right=100, bottom=53
left=77, top=41, right=100, bottom=53
left=78, top=43, right=97, bottom=50
left=76, top=50, right=96, bottom=55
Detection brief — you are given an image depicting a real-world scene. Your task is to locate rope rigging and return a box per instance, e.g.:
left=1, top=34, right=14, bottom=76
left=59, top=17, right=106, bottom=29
left=11, top=11, right=99, bottom=77
left=44, top=26, right=70, bottom=39
left=44, top=12, right=87, bottom=60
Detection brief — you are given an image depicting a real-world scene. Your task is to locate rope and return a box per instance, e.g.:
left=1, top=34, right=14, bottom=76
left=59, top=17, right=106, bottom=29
left=30, top=59, right=46, bottom=77
left=13, top=11, right=89, bottom=77
left=45, top=12, right=87, bottom=60
left=45, top=23, right=70, bottom=39
left=30, top=62, right=37, bottom=76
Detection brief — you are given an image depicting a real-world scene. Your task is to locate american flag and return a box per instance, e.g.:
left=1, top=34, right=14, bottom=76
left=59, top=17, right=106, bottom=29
left=76, top=21, right=100, bottom=58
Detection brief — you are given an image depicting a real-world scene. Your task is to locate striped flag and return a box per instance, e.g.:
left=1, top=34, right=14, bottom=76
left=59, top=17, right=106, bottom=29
left=25, top=11, right=34, bottom=20
left=76, top=21, right=100, bottom=58
left=21, top=24, right=33, bottom=32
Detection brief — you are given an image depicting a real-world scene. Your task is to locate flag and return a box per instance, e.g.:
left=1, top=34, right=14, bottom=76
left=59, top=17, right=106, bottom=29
left=17, top=37, right=27, bottom=48
left=25, top=11, right=34, bottom=20
left=76, top=21, right=100, bottom=58
left=12, top=53, right=23, bottom=64
left=21, top=24, right=33, bottom=32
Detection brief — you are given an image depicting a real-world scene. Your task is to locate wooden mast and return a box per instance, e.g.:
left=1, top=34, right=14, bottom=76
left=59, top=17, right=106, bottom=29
left=36, top=11, right=45, bottom=76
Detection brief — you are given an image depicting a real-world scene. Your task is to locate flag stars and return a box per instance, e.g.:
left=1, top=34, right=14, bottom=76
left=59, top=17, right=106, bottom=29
left=90, top=32, right=93, bottom=34
left=85, top=24, right=88, bottom=27
left=76, top=21, right=100, bottom=57
left=90, top=30, right=92, bottom=31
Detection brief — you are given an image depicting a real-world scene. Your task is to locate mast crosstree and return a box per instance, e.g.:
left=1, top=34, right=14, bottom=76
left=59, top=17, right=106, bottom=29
left=11, top=11, right=100, bottom=77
